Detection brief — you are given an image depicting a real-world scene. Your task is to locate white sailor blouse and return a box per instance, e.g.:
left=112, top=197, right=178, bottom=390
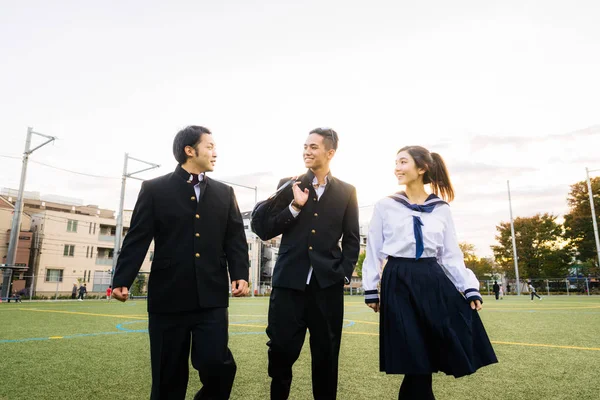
left=362, top=193, right=482, bottom=304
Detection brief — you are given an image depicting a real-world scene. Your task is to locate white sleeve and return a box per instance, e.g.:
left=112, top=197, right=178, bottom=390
left=438, top=205, right=481, bottom=293
left=362, top=202, right=386, bottom=296
left=288, top=202, right=300, bottom=217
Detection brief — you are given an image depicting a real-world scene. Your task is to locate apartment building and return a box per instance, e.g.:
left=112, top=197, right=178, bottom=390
left=29, top=207, right=155, bottom=296
left=1, top=189, right=153, bottom=296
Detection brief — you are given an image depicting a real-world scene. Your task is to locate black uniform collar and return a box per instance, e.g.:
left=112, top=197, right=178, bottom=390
left=304, top=169, right=333, bottom=186
left=174, top=164, right=209, bottom=184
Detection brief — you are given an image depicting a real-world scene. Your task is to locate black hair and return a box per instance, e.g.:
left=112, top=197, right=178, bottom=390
left=173, top=125, right=212, bottom=164
left=309, top=127, right=339, bottom=150
left=397, top=145, right=455, bottom=202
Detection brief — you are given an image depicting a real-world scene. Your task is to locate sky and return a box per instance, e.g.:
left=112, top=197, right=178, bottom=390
left=1, top=0, right=599, bottom=257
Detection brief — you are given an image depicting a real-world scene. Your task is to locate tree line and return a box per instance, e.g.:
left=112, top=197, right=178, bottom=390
left=492, top=177, right=600, bottom=279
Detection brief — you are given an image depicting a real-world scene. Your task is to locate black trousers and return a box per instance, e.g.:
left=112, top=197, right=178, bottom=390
left=266, top=278, right=344, bottom=400
left=148, top=308, right=236, bottom=400
left=494, top=292, right=499, bottom=300
left=531, top=292, right=541, bottom=300
left=399, top=374, right=435, bottom=400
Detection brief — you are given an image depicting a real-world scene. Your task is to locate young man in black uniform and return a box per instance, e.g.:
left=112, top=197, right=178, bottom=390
left=260, top=127, right=360, bottom=399
left=112, top=125, right=250, bottom=400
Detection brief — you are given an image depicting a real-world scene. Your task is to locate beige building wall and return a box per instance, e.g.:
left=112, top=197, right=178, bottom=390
left=0, top=196, right=32, bottom=233
left=31, top=209, right=153, bottom=296
left=241, top=213, right=261, bottom=294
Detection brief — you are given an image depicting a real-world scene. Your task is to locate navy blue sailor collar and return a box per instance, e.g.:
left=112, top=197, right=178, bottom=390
left=388, top=192, right=448, bottom=259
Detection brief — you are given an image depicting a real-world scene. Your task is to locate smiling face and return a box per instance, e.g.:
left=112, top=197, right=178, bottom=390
left=303, top=133, right=335, bottom=171
left=395, top=150, right=426, bottom=186
left=185, top=133, right=217, bottom=173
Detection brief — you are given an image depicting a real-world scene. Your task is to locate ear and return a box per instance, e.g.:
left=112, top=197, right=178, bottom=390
left=417, top=167, right=427, bottom=176
left=184, top=145, right=195, bottom=157
left=327, top=149, right=336, bottom=160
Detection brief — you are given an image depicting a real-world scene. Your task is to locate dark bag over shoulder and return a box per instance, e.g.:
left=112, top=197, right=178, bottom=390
left=251, top=178, right=295, bottom=240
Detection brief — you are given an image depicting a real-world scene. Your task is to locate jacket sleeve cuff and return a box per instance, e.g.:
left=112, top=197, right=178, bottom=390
left=364, top=289, right=379, bottom=304
left=464, top=288, right=483, bottom=304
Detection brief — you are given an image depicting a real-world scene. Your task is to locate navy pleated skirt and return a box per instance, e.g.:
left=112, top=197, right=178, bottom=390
left=379, top=257, right=498, bottom=378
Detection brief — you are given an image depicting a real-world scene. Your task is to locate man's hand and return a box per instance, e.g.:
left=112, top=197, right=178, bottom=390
left=470, top=299, right=483, bottom=311
left=367, top=303, right=380, bottom=313
left=292, top=182, right=309, bottom=208
left=112, top=287, right=129, bottom=302
left=231, top=280, right=249, bottom=297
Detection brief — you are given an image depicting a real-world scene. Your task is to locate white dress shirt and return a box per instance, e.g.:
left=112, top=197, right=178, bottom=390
left=362, top=196, right=480, bottom=294
left=289, top=175, right=328, bottom=284
left=189, top=173, right=205, bottom=202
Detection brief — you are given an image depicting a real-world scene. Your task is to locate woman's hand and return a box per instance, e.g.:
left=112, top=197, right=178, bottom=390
left=470, top=299, right=482, bottom=311
left=367, top=303, right=380, bottom=313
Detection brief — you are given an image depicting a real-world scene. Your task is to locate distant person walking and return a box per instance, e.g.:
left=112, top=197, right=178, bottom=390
left=78, top=283, right=87, bottom=301
left=493, top=281, right=500, bottom=300
left=528, top=282, right=542, bottom=300
left=71, top=283, right=78, bottom=299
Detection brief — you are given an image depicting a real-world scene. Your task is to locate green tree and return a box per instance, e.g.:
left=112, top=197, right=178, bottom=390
left=459, top=242, right=494, bottom=278
left=492, top=213, right=571, bottom=279
left=563, top=177, right=600, bottom=267
left=355, top=252, right=366, bottom=279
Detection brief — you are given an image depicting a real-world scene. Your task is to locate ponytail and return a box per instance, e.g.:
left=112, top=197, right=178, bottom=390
left=428, top=152, right=454, bottom=202
left=397, top=145, right=456, bottom=201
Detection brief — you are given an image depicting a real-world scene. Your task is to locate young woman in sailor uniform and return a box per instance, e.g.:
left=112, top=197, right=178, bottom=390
left=362, top=145, right=497, bottom=400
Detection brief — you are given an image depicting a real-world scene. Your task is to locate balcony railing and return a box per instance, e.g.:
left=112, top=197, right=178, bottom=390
left=99, top=234, right=115, bottom=242
left=95, top=257, right=113, bottom=265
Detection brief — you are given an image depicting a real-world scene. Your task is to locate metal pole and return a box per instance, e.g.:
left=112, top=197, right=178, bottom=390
left=585, top=278, right=590, bottom=296
left=507, top=180, right=521, bottom=295
left=29, top=274, right=35, bottom=301
left=4, top=127, right=56, bottom=298
left=566, top=279, right=569, bottom=296
left=546, top=279, right=550, bottom=297
left=3, top=129, right=32, bottom=298
left=54, top=278, right=59, bottom=300
left=111, top=153, right=129, bottom=287
left=585, top=168, right=600, bottom=269
left=110, top=153, right=159, bottom=288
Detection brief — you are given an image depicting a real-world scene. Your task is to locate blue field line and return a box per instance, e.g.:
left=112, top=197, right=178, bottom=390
left=1, top=319, right=359, bottom=344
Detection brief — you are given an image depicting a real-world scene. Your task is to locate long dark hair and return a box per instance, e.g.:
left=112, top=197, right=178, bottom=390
left=397, top=145, right=454, bottom=202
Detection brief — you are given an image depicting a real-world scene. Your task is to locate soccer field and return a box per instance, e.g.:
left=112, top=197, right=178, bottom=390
left=1, top=295, right=599, bottom=400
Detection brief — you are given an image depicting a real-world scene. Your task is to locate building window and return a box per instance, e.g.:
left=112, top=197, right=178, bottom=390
left=45, top=269, right=64, bottom=282
left=63, top=244, right=75, bottom=257
left=93, top=223, right=96, bottom=234
left=67, top=220, right=78, bottom=232
left=244, top=224, right=249, bottom=229
left=89, top=222, right=92, bottom=234
left=248, top=243, right=252, bottom=251
left=88, top=270, right=91, bottom=283
left=149, top=251, right=154, bottom=261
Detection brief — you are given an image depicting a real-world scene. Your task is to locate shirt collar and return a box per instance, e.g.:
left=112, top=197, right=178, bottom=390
left=307, top=169, right=332, bottom=186
left=190, top=173, right=205, bottom=183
